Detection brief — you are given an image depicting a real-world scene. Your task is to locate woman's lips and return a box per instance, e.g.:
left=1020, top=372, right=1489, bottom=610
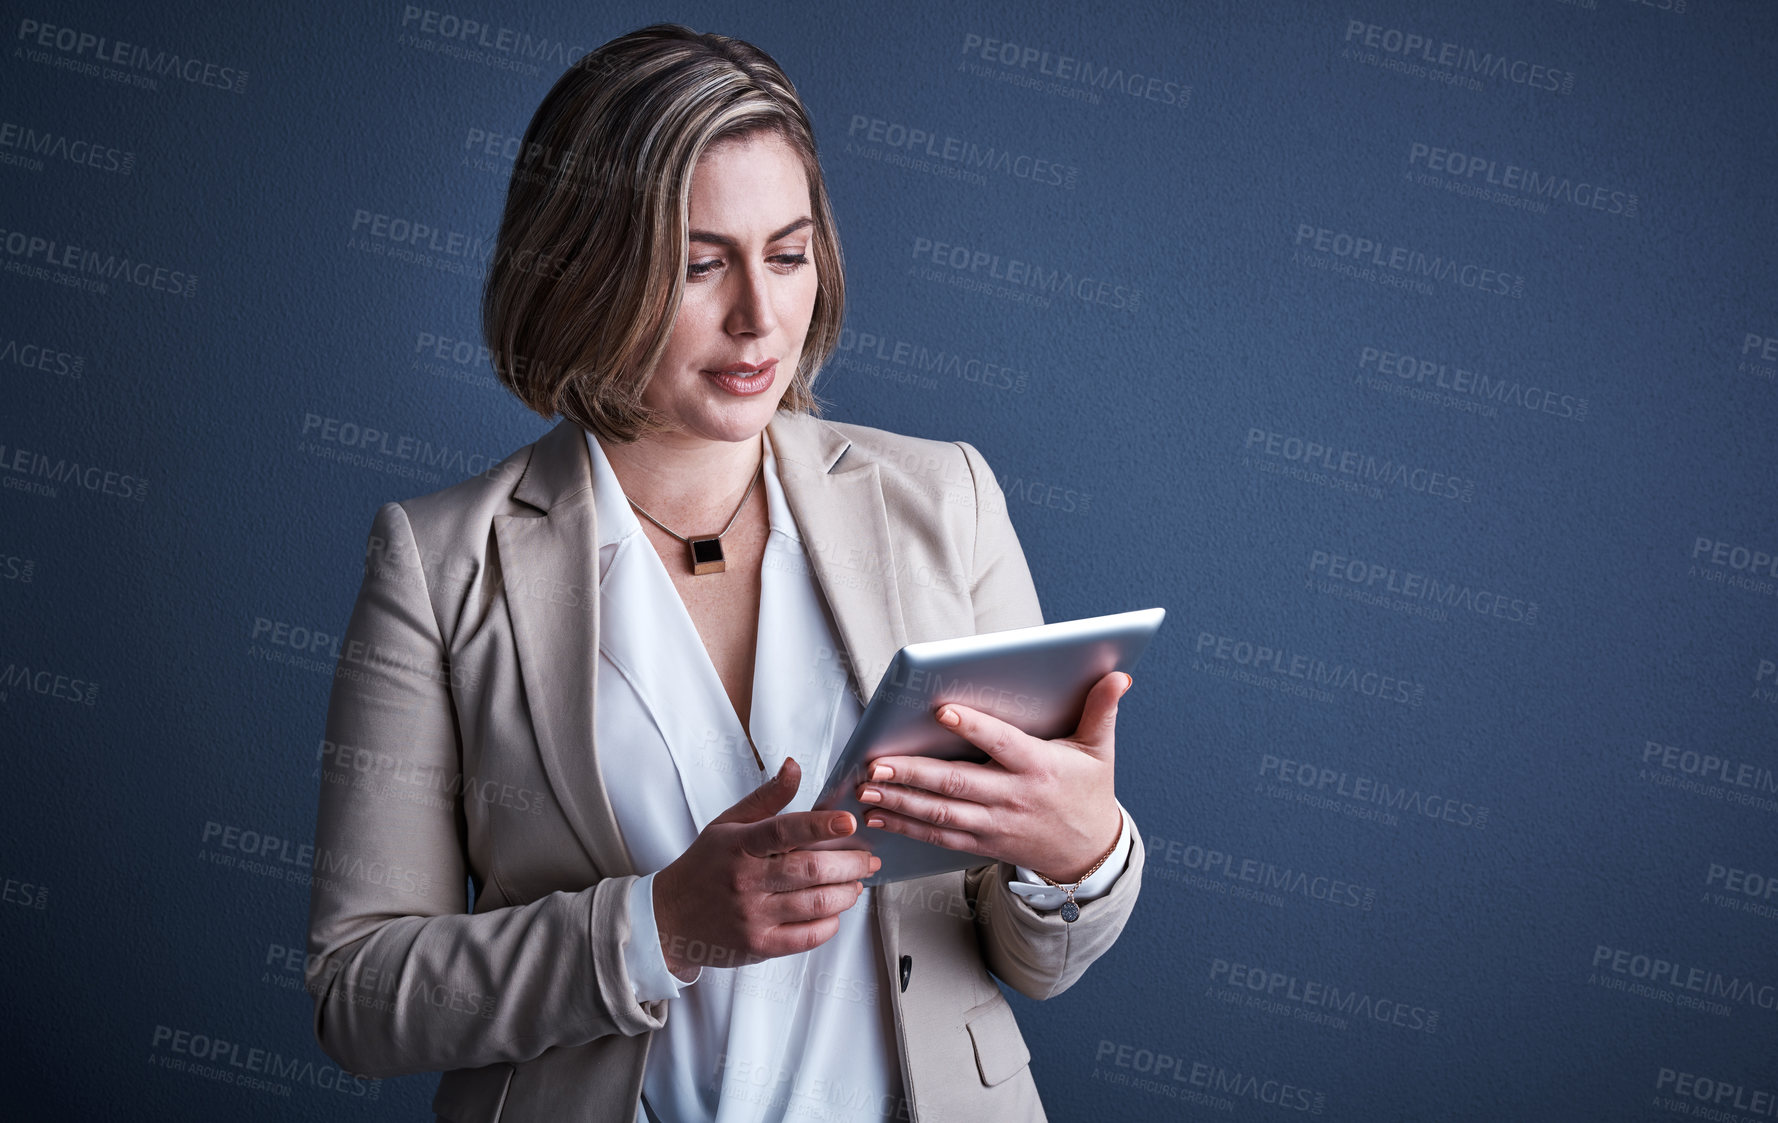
left=705, top=358, right=778, bottom=396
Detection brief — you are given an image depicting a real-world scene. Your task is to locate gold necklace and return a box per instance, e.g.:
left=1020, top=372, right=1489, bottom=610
left=626, top=458, right=763, bottom=575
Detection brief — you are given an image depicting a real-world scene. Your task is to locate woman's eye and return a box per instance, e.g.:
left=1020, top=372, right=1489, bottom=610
left=688, top=251, right=807, bottom=279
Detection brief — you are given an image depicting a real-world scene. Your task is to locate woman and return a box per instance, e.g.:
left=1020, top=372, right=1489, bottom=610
left=307, top=24, right=1145, bottom=1123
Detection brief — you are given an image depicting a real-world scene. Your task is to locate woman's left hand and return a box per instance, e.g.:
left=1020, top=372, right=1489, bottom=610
left=856, top=670, right=1130, bottom=883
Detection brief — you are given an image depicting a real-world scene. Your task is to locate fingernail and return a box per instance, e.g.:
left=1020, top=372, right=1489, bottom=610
left=1120, top=673, right=1134, bottom=692
left=936, top=706, right=960, bottom=727
left=870, top=764, right=892, bottom=782
left=866, top=815, right=885, bottom=829
left=831, top=813, right=853, bottom=833
left=858, top=787, right=881, bottom=803
left=869, top=856, right=882, bottom=872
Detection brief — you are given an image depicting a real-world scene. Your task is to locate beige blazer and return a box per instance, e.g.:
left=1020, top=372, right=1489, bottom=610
left=305, top=410, right=1145, bottom=1122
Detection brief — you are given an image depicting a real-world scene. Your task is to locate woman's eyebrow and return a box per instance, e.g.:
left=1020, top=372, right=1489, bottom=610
left=688, top=217, right=814, bottom=247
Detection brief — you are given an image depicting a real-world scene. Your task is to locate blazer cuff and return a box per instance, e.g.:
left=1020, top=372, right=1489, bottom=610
left=621, top=872, right=700, bottom=1003
left=1009, top=804, right=1134, bottom=911
left=587, top=875, right=673, bottom=1035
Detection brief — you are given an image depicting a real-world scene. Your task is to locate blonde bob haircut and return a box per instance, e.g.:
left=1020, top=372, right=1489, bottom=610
left=481, top=23, right=844, bottom=443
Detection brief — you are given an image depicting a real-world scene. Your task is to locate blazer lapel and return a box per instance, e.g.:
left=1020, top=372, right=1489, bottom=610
left=767, top=412, right=912, bottom=973
left=767, top=411, right=907, bottom=708
left=492, top=420, right=636, bottom=878
left=490, top=413, right=909, bottom=883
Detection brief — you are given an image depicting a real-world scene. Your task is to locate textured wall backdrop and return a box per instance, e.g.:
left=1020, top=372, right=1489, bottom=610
left=5, top=1, right=1776, bottom=1119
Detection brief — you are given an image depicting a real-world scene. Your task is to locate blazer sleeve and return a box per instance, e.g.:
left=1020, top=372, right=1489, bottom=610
left=951, top=441, right=1148, bottom=1001
left=304, top=501, right=667, bottom=1079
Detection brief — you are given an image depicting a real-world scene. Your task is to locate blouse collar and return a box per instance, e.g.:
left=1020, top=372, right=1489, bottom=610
left=584, top=429, right=797, bottom=563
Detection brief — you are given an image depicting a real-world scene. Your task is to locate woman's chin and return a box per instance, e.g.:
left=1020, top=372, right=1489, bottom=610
left=674, top=402, right=779, bottom=446
left=647, top=374, right=793, bottom=445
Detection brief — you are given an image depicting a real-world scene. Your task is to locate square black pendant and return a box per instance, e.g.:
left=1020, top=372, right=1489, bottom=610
left=689, top=536, right=726, bottom=575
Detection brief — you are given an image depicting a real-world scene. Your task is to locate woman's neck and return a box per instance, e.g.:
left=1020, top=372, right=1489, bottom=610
left=596, top=428, right=765, bottom=530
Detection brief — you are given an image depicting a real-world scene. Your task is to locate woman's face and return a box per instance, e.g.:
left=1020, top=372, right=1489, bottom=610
left=639, top=131, right=820, bottom=446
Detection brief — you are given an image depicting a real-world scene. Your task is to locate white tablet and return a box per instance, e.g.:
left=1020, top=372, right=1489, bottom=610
left=810, top=607, right=1166, bottom=885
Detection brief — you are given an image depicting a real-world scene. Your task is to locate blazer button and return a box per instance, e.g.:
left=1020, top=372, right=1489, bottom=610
left=899, top=955, right=912, bottom=993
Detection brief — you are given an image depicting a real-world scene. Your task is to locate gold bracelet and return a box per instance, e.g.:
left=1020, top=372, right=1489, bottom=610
left=1033, top=824, right=1122, bottom=923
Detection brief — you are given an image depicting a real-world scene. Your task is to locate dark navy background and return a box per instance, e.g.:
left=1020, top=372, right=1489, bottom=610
left=5, top=1, right=1776, bottom=1119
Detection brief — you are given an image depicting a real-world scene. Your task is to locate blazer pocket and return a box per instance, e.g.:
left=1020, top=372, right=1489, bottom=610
left=964, top=996, right=1031, bottom=1087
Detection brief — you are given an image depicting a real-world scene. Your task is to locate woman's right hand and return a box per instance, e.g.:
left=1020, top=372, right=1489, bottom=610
left=652, top=757, right=880, bottom=981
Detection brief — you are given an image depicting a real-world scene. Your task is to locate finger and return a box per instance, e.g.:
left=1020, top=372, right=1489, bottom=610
left=934, top=702, right=1037, bottom=772
left=759, top=849, right=880, bottom=892
left=857, top=782, right=993, bottom=838
left=758, top=916, right=842, bottom=958
left=862, top=756, right=1010, bottom=804
left=862, top=807, right=983, bottom=855
left=1068, top=672, right=1131, bottom=759
left=712, top=756, right=802, bottom=827
left=768, top=880, right=865, bottom=924
left=740, top=808, right=856, bottom=859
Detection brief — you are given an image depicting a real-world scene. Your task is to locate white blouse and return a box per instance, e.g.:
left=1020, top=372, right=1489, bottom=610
left=584, top=428, right=1133, bottom=1123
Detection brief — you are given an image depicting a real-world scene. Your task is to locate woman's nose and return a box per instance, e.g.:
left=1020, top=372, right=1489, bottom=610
left=725, top=265, right=779, bottom=338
